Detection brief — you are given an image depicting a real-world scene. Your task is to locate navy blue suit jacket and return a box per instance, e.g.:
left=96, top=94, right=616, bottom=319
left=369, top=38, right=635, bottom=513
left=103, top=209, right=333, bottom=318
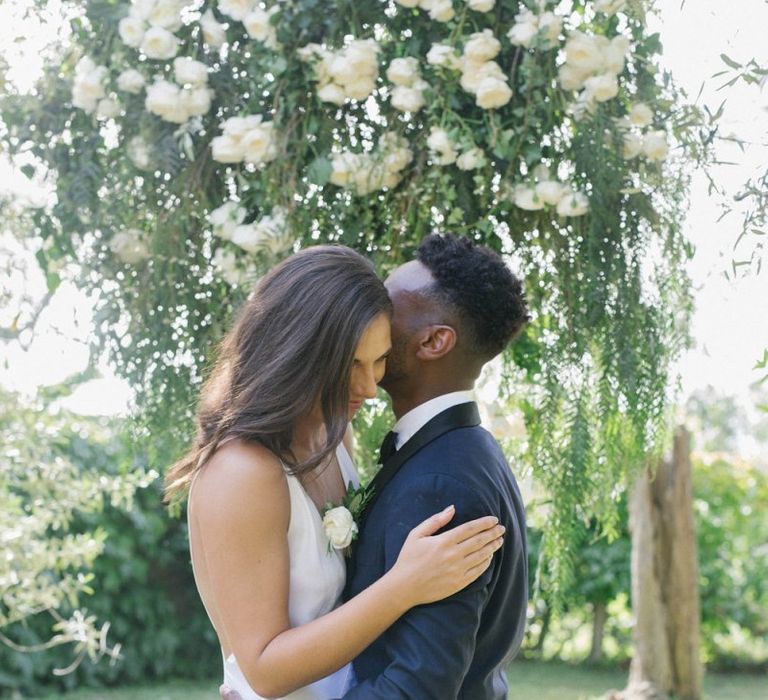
left=342, top=402, right=527, bottom=699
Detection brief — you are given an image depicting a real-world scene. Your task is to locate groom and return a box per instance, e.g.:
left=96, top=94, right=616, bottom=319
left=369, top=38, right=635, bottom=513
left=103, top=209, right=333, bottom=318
left=341, top=233, right=530, bottom=699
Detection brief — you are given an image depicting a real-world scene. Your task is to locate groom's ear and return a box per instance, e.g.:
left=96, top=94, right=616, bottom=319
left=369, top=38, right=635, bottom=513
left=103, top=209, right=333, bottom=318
left=415, top=325, right=456, bottom=361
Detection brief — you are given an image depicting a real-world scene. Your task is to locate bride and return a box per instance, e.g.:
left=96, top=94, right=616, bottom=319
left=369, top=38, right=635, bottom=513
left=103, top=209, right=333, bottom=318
left=165, top=246, right=505, bottom=699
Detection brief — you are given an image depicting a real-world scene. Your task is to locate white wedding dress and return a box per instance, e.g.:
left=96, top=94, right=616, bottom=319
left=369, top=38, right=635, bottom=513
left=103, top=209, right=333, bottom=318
left=189, top=443, right=359, bottom=699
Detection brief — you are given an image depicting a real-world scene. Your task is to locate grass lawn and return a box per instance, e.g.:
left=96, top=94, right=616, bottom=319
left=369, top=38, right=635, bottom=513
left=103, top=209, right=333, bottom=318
left=32, top=661, right=768, bottom=699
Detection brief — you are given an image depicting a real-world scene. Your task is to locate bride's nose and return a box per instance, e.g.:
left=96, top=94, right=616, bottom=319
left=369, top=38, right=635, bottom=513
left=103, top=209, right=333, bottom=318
left=354, top=365, right=378, bottom=399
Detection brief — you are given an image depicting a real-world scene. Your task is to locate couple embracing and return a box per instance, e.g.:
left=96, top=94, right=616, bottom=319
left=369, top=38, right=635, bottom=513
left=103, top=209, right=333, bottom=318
left=165, top=234, right=529, bottom=699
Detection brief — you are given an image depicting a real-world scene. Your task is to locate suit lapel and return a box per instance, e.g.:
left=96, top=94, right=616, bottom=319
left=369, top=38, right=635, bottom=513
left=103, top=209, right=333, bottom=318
left=361, top=401, right=481, bottom=520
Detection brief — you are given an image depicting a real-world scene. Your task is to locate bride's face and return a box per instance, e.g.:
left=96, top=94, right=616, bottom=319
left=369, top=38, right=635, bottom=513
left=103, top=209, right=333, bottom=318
left=347, top=312, right=392, bottom=418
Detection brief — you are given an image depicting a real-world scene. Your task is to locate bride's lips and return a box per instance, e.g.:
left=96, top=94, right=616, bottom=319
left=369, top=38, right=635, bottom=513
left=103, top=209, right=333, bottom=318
left=349, top=400, right=363, bottom=411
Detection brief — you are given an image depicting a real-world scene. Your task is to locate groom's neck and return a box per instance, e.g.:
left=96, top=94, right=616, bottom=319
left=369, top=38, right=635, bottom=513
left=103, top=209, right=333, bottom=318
left=390, top=379, right=474, bottom=419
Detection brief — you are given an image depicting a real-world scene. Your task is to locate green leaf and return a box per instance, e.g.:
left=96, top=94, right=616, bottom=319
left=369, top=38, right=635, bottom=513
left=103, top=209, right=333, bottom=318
left=306, top=156, right=332, bottom=186
left=720, top=53, right=742, bottom=70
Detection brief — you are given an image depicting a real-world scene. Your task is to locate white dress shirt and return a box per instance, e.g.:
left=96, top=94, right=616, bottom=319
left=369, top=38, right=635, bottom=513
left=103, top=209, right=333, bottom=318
left=392, top=390, right=475, bottom=451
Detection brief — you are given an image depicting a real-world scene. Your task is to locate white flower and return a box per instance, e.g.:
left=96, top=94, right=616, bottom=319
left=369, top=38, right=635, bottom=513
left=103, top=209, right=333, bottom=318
left=468, top=0, right=495, bottom=12
left=391, top=85, right=426, bottom=112
left=96, top=97, right=121, bottom=119
left=222, top=115, right=266, bottom=138
left=110, top=229, right=150, bottom=264
left=182, top=87, right=213, bottom=116
left=629, top=102, right=653, bottom=128
left=395, top=0, right=421, bottom=7
left=317, top=82, right=347, bottom=105
left=174, top=57, right=209, bottom=87
left=622, top=132, right=643, bottom=160
left=117, top=69, right=146, bottom=94
left=460, top=59, right=504, bottom=93
left=201, top=9, right=227, bottom=47
left=475, top=76, right=512, bottom=109
left=343, top=76, right=378, bottom=101
left=426, top=43, right=459, bottom=68
left=507, top=12, right=539, bottom=49
left=456, top=147, right=485, bottom=171
left=603, top=35, right=630, bottom=75
left=594, top=0, right=627, bottom=16
left=387, top=57, right=421, bottom=86
left=538, top=12, right=563, bottom=49
left=212, top=247, right=246, bottom=286
left=119, top=15, right=146, bottom=48
left=72, top=60, right=108, bottom=112
left=427, top=127, right=458, bottom=165
left=218, top=0, right=254, bottom=22
left=141, top=26, right=180, bottom=60
left=583, top=73, right=619, bottom=102
left=463, top=30, right=501, bottom=63
left=642, top=130, right=668, bottom=161
left=230, top=223, right=264, bottom=253
left=211, top=134, right=245, bottom=162
left=127, top=136, right=152, bottom=169
left=556, top=189, right=589, bottom=217
left=512, top=185, right=544, bottom=211
left=209, top=201, right=246, bottom=240
left=564, top=32, right=605, bottom=75
left=426, top=0, right=455, bottom=23
left=146, top=79, right=188, bottom=123
left=147, top=0, right=185, bottom=32
left=244, top=7, right=279, bottom=47
left=323, top=506, right=358, bottom=550
left=330, top=152, right=361, bottom=187
left=241, top=122, right=278, bottom=165
left=557, top=63, right=589, bottom=91
left=535, top=180, right=564, bottom=206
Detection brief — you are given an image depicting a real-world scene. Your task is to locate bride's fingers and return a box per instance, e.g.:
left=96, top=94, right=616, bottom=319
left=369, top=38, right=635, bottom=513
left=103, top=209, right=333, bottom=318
left=463, top=535, right=504, bottom=569
left=441, top=515, right=500, bottom=545
left=451, top=522, right=505, bottom=556
left=463, top=552, right=496, bottom=583
left=406, top=504, right=456, bottom=539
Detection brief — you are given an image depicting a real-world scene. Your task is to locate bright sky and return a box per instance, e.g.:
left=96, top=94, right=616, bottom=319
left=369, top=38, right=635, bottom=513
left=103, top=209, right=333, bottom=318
left=0, top=1, right=766, bottom=428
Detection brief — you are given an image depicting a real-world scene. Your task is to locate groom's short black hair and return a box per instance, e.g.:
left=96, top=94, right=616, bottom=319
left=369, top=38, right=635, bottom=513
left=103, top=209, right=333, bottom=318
left=416, top=233, right=530, bottom=359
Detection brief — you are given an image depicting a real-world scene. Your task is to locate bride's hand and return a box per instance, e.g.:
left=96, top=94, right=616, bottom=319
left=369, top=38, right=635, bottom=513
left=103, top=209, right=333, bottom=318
left=389, top=505, right=504, bottom=607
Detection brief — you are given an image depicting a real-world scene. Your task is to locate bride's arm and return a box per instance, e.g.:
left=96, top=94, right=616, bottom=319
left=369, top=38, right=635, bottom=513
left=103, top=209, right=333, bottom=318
left=193, top=440, right=503, bottom=699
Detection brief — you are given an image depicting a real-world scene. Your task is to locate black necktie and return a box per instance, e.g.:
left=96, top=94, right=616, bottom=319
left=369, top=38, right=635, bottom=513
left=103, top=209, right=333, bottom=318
left=378, top=430, right=398, bottom=465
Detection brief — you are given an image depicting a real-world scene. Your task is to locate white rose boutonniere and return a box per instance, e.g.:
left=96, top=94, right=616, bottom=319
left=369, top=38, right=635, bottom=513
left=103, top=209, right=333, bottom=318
left=321, top=481, right=374, bottom=555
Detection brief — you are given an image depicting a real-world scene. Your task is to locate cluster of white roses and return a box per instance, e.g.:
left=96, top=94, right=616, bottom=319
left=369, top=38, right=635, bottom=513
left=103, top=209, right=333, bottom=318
left=617, top=103, right=668, bottom=162
left=507, top=5, right=562, bottom=49
left=387, top=58, right=429, bottom=113
left=299, top=39, right=381, bottom=106
left=459, top=30, right=513, bottom=109
left=145, top=58, right=213, bottom=124
left=211, top=115, right=278, bottom=166
left=110, top=228, right=150, bottom=264
left=394, top=0, right=455, bottom=23
left=209, top=201, right=293, bottom=255
left=330, top=133, right=413, bottom=196
left=118, top=0, right=187, bottom=60
left=510, top=167, right=589, bottom=217
left=71, top=57, right=120, bottom=118
left=426, top=127, right=486, bottom=171
left=218, top=0, right=279, bottom=48
left=559, top=31, right=631, bottom=114
left=127, top=135, right=152, bottom=169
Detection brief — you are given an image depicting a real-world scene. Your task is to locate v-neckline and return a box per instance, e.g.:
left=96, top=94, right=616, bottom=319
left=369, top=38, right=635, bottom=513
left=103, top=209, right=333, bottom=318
left=290, top=445, right=349, bottom=524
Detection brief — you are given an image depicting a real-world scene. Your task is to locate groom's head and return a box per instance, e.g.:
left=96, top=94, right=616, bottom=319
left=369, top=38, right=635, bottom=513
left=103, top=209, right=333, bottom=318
left=380, top=233, right=529, bottom=408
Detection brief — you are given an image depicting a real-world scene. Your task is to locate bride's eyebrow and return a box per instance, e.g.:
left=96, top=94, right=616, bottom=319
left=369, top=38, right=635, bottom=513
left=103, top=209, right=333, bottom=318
left=353, top=348, right=392, bottom=364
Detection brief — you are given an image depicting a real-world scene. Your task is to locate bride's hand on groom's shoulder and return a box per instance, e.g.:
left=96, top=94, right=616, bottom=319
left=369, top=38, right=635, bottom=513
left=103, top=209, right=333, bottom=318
left=390, top=505, right=505, bottom=607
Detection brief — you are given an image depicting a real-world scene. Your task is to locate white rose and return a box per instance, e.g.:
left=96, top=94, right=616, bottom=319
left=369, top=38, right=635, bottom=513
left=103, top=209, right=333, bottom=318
left=344, top=76, right=377, bottom=101
left=174, top=57, right=209, bottom=87
left=507, top=15, right=539, bottom=49
left=322, top=506, right=358, bottom=549
left=642, top=130, right=668, bottom=161
left=96, top=97, right=121, bottom=119
left=556, top=189, right=589, bottom=216
left=230, top=223, right=266, bottom=253
left=383, top=145, right=413, bottom=174
left=147, top=0, right=184, bottom=32
left=222, top=114, right=265, bottom=137
left=201, top=9, right=227, bottom=48
left=72, top=67, right=107, bottom=112
left=460, top=59, right=504, bottom=93
left=211, top=135, right=244, bottom=163
left=427, top=127, right=453, bottom=153
left=463, top=30, right=501, bottom=63
left=475, top=76, right=512, bottom=109
left=456, top=147, right=485, bottom=171
left=110, top=229, right=150, bottom=264
left=343, top=40, right=380, bottom=78
left=427, top=0, right=455, bottom=23
left=603, top=35, right=630, bottom=75
left=622, top=132, right=643, bottom=160
left=583, top=73, right=619, bottom=102
left=387, top=57, right=420, bottom=86
left=391, top=85, right=426, bottom=112
left=242, top=124, right=277, bottom=165
left=244, top=7, right=278, bottom=45
left=594, top=0, right=627, bottom=16
left=117, top=69, right=146, bottom=93
left=564, top=32, right=605, bottom=75
left=395, top=0, right=420, bottom=6
left=535, top=180, right=564, bottom=206
left=127, top=136, right=152, bottom=169
left=426, top=43, right=458, bottom=68
left=146, top=79, right=187, bottom=123
left=629, top=102, right=653, bottom=128
left=119, top=15, right=146, bottom=48
left=212, top=248, right=245, bottom=286
left=468, top=0, right=495, bottom=12
left=317, top=82, right=347, bottom=105
left=538, top=12, right=563, bottom=49
left=218, top=0, right=254, bottom=22
left=330, top=151, right=361, bottom=187
left=183, top=87, right=213, bottom=116
left=558, top=63, right=589, bottom=91
left=141, top=26, right=179, bottom=60
left=209, top=201, right=246, bottom=240
left=512, top=185, right=544, bottom=211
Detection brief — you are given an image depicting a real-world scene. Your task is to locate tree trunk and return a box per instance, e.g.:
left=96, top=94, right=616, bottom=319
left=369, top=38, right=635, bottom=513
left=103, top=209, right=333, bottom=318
left=588, top=600, right=607, bottom=664
left=618, top=427, right=703, bottom=700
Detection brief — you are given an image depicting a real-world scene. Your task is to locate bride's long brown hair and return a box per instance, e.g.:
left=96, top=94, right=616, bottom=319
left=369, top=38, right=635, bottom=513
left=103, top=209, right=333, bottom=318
left=164, top=245, right=391, bottom=501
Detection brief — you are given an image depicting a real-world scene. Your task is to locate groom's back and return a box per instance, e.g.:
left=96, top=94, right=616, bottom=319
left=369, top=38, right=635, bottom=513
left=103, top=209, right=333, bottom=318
left=346, top=423, right=527, bottom=699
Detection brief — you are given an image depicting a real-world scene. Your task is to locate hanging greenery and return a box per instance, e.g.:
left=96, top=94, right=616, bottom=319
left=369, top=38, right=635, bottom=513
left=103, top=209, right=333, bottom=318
left=1, top=0, right=704, bottom=597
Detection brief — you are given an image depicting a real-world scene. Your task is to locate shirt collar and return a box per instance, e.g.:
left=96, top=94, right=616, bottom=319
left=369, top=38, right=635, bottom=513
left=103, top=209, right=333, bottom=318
left=392, top=390, right=475, bottom=450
